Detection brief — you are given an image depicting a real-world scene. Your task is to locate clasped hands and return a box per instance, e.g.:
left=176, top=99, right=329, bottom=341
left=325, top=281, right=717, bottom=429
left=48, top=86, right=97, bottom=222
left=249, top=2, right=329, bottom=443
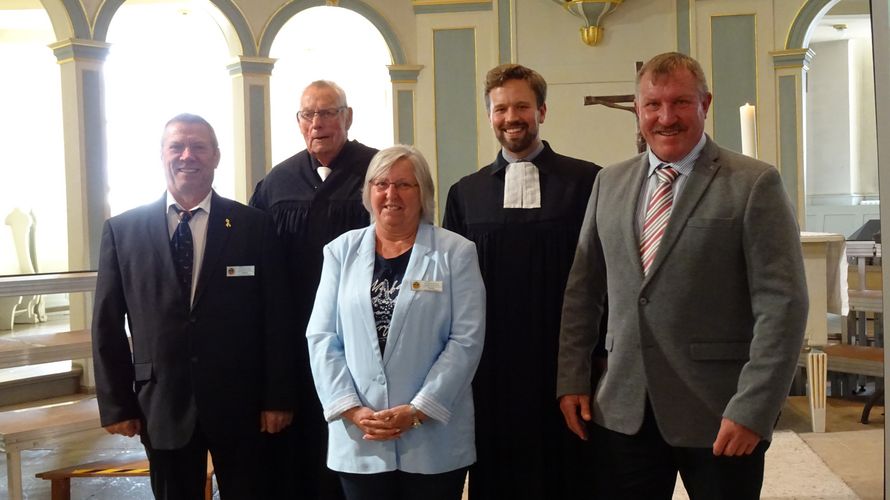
left=558, top=394, right=762, bottom=456
left=342, top=404, right=423, bottom=441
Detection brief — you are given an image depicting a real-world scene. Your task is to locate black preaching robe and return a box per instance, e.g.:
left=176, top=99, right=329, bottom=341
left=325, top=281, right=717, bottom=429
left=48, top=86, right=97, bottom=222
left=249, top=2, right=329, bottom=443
left=249, top=139, right=377, bottom=499
left=443, top=141, right=602, bottom=500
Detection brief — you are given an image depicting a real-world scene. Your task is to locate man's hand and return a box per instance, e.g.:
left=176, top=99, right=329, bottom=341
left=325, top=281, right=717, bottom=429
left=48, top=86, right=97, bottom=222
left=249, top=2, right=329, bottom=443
left=104, top=419, right=141, bottom=437
left=260, top=410, right=293, bottom=434
left=559, top=394, right=592, bottom=441
left=712, top=417, right=761, bottom=456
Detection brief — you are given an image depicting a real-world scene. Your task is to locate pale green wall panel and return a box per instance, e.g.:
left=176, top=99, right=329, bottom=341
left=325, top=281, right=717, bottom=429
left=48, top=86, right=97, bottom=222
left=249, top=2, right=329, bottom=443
left=434, top=29, right=478, bottom=207
left=83, top=70, right=107, bottom=268
left=499, top=0, right=512, bottom=63
left=779, top=75, right=799, bottom=207
left=249, top=85, right=267, bottom=184
left=397, top=90, right=415, bottom=145
left=676, top=0, right=690, bottom=55
left=711, top=15, right=756, bottom=153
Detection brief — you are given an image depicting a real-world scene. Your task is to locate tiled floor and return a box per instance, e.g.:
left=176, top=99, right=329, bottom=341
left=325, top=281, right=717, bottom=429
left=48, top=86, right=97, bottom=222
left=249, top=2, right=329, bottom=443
left=0, top=396, right=883, bottom=499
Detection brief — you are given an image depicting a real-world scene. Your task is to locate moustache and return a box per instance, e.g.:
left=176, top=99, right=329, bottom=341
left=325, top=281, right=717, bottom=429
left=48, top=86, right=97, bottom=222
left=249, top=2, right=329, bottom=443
left=652, top=125, right=687, bottom=134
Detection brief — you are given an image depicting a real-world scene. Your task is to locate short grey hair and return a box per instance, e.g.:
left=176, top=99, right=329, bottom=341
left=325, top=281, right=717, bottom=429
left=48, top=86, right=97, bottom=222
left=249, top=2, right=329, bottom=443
left=635, top=52, right=710, bottom=99
left=303, top=80, right=348, bottom=108
left=362, top=145, right=436, bottom=225
left=161, top=113, right=219, bottom=150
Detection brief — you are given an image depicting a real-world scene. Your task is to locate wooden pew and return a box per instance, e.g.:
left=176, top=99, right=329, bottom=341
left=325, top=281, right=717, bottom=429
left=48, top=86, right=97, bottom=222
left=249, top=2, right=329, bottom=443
left=36, top=453, right=214, bottom=500
left=0, top=398, right=103, bottom=500
left=0, top=329, right=92, bottom=370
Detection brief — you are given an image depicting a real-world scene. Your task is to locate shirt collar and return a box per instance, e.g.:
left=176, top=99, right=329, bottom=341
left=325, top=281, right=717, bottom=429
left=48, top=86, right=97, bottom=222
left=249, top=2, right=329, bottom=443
left=167, top=190, right=213, bottom=215
left=646, top=133, right=706, bottom=177
left=501, top=140, right=545, bottom=164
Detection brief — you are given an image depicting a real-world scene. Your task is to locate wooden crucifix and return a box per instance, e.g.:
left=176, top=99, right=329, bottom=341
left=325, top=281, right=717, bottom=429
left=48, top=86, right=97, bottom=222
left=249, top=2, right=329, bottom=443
left=584, top=61, right=646, bottom=153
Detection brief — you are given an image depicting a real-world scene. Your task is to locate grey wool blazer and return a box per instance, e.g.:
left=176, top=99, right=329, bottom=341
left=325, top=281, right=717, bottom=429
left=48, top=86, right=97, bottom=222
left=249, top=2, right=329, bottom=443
left=557, top=136, right=808, bottom=447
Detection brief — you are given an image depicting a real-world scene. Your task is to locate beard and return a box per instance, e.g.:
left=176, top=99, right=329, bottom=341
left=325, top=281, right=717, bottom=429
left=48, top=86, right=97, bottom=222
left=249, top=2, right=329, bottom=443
left=496, top=124, right=538, bottom=156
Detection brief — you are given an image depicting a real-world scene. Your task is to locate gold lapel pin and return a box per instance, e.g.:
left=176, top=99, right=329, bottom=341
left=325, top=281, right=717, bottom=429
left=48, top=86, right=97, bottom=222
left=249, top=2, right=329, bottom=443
left=225, top=218, right=232, bottom=228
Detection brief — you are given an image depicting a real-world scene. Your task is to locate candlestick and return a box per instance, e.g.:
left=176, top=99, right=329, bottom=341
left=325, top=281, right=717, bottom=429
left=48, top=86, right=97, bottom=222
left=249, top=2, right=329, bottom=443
left=740, top=103, right=757, bottom=158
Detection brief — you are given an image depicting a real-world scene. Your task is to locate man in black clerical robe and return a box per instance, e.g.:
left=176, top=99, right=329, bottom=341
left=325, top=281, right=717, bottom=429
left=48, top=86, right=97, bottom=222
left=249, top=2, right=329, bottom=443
left=250, top=80, right=377, bottom=500
left=443, top=64, right=603, bottom=500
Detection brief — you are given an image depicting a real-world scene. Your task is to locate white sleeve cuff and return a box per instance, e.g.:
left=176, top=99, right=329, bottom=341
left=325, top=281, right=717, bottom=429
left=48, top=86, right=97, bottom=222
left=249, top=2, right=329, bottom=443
left=324, top=393, right=362, bottom=422
left=411, top=394, right=452, bottom=424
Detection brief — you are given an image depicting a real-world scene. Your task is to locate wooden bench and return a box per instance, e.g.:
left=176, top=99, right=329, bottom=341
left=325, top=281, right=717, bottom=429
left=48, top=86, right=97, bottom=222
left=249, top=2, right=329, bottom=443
left=0, top=329, right=92, bottom=370
left=0, top=397, right=103, bottom=500
left=36, top=453, right=214, bottom=500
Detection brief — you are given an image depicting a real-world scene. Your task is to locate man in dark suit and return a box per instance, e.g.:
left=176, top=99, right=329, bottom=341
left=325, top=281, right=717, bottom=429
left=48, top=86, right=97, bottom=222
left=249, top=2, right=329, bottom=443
left=557, top=52, right=808, bottom=498
left=92, top=113, right=296, bottom=499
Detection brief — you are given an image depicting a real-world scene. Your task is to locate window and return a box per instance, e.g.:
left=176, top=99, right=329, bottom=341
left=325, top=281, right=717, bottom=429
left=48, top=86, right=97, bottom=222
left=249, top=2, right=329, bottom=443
left=270, top=6, right=393, bottom=165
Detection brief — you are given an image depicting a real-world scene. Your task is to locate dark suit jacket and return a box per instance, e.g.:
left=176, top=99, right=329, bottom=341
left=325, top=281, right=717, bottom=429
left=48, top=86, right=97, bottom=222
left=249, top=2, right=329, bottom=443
left=92, top=192, right=296, bottom=450
left=558, top=137, right=808, bottom=447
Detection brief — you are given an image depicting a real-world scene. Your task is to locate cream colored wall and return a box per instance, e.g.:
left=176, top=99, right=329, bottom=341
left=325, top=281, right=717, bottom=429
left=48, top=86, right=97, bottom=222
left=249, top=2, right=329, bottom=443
left=513, top=1, right=676, bottom=167
left=70, top=0, right=812, bottom=176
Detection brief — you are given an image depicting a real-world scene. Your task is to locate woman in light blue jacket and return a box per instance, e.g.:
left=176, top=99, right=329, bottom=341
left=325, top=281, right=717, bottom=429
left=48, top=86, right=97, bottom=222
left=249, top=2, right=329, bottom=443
left=307, top=145, right=485, bottom=500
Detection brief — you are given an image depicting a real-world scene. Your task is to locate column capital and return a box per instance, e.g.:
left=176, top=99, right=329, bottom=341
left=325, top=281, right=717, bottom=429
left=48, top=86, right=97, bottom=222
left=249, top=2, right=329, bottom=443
left=227, top=57, right=277, bottom=76
left=770, top=48, right=816, bottom=71
left=50, top=39, right=111, bottom=64
left=388, top=65, right=425, bottom=83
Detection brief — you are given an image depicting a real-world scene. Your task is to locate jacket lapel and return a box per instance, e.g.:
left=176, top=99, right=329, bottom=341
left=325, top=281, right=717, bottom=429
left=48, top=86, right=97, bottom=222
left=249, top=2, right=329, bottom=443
left=622, top=155, right=649, bottom=277
left=381, top=224, right=433, bottom=367
left=192, top=192, right=230, bottom=309
left=148, top=194, right=181, bottom=295
left=643, top=138, right=721, bottom=282
left=356, top=226, right=381, bottom=361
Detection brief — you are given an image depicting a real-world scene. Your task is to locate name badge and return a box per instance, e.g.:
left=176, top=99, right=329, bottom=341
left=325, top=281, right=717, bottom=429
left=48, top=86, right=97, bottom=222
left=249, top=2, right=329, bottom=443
left=226, top=265, right=255, bottom=277
left=411, top=280, right=443, bottom=292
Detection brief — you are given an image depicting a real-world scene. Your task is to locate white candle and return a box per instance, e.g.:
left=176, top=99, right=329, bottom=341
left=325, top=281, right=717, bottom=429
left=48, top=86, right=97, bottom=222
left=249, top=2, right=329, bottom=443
left=739, top=103, right=757, bottom=158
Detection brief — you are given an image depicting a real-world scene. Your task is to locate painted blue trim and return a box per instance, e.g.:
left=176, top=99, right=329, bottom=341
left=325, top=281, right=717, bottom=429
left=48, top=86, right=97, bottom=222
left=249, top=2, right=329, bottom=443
left=93, top=0, right=254, bottom=55
left=786, top=0, right=841, bottom=49
left=52, top=42, right=110, bottom=62
left=434, top=29, right=477, bottom=211
left=397, top=90, right=415, bottom=145
left=779, top=76, right=799, bottom=210
left=676, top=0, right=690, bottom=55
left=414, top=2, right=492, bottom=14
left=82, top=70, right=108, bottom=268
left=62, top=0, right=92, bottom=39
left=498, top=0, right=511, bottom=63
left=259, top=0, right=405, bottom=65
left=92, top=0, right=123, bottom=41
left=228, top=60, right=275, bottom=76
left=389, top=68, right=423, bottom=82
left=210, top=0, right=257, bottom=56
left=711, top=15, right=756, bottom=154
left=771, top=49, right=815, bottom=70
left=249, top=85, right=268, bottom=182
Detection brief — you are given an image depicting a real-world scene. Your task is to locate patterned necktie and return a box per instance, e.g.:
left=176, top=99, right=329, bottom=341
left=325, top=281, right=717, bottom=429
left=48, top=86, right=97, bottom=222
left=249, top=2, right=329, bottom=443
left=171, top=207, right=198, bottom=303
left=640, top=165, right=679, bottom=275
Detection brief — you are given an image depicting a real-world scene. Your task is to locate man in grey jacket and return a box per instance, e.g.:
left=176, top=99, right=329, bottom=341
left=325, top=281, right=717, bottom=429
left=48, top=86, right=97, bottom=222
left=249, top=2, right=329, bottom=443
left=557, top=52, right=808, bottom=499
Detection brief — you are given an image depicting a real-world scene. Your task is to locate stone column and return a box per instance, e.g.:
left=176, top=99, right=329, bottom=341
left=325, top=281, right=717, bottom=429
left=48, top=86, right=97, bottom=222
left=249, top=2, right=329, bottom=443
left=50, top=38, right=111, bottom=390
left=227, top=56, right=276, bottom=203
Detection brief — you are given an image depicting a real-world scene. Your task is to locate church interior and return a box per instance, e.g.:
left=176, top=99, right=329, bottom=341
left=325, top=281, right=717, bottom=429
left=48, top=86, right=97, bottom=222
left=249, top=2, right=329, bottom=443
left=0, top=0, right=888, bottom=498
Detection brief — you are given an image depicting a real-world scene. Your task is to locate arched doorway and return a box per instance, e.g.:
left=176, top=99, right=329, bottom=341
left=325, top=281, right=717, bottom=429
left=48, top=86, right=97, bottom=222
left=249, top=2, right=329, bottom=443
left=103, top=0, right=237, bottom=215
left=268, top=5, right=394, bottom=166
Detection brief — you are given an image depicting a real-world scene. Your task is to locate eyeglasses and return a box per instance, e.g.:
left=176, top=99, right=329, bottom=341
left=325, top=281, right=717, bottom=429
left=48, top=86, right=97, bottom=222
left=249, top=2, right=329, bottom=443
left=298, top=107, right=346, bottom=122
left=370, top=180, right=419, bottom=192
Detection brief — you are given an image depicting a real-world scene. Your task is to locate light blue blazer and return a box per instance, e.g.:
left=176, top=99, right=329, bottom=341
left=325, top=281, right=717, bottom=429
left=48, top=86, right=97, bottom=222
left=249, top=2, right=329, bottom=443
left=307, top=223, right=485, bottom=474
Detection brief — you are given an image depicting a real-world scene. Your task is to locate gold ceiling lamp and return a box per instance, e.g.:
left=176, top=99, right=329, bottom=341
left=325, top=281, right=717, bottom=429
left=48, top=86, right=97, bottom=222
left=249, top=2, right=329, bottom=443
left=553, top=0, right=624, bottom=46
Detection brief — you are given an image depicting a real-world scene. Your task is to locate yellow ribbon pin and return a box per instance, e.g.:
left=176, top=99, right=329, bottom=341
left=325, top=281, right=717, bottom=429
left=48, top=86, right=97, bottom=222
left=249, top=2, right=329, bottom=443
left=225, top=218, right=231, bottom=228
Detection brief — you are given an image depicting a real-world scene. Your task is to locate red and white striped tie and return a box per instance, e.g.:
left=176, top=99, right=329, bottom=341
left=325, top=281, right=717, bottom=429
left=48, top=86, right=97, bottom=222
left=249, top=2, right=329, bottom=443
left=640, top=165, right=679, bottom=275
